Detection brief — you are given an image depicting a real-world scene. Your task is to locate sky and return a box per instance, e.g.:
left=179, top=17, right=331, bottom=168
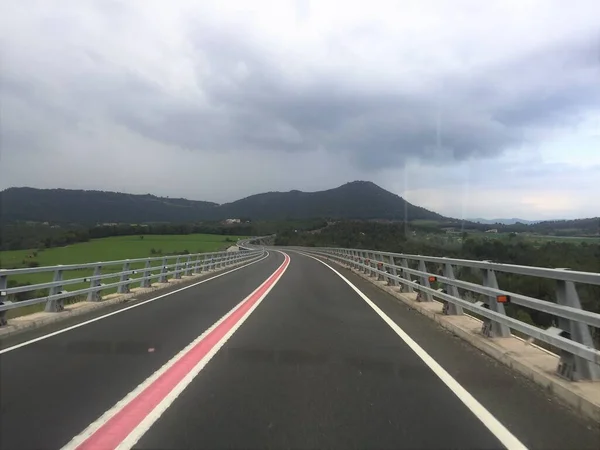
left=1, top=0, right=599, bottom=220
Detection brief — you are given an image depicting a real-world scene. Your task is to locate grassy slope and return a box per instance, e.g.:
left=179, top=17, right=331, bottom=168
left=0, top=234, right=247, bottom=318
left=0, top=234, right=246, bottom=268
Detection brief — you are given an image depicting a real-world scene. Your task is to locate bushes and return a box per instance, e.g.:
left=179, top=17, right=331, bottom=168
left=279, top=220, right=600, bottom=326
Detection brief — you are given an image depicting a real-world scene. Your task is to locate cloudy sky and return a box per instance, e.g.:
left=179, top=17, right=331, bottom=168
left=1, top=0, right=599, bottom=220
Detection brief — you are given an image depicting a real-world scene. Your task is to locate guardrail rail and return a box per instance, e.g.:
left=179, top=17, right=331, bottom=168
left=294, top=246, right=600, bottom=382
left=0, top=247, right=265, bottom=325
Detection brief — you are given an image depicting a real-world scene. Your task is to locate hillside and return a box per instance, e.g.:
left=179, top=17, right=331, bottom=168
left=0, top=188, right=219, bottom=224
left=469, top=218, right=541, bottom=225
left=0, top=181, right=446, bottom=224
left=218, top=181, right=445, bottom=221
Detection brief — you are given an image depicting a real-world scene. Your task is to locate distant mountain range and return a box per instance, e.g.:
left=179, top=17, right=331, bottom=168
left=0, top=181, right=447, bottom=224
left=468, top=218, right=542, bottom=225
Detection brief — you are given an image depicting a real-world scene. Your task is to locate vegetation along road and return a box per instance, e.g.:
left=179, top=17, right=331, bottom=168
left=0, top=234, right=247, bottom=319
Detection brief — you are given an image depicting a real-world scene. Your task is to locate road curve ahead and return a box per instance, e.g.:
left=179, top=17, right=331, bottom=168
left=1, top=250, right=598, bottom=449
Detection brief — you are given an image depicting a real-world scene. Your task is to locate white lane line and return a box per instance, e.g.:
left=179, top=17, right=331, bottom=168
left=298, top=251, right=528, bottom=450
left=63, top=252, right=290, bottom=450
left=0, top=252, right=271, bottom=355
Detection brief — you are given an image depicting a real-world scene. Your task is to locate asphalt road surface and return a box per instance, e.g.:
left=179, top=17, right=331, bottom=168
left=1, top=250, right=598, bottom=449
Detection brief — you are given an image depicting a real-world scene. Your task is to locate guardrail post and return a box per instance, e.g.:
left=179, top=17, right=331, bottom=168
left=45, top=267, right=65, bottom=312
left=374, top=254, right=385, bottom=281
left=481, top=268, right=510, bottom=338
left=344, top=250, right=353, bottom=267
left=399, top=259, right=414, bottom=293
left=174, top=257, right=182, bottom=279
left=184, top=255, right=193, bottom=276
left=385, top=255, right=398, bottom=287
left=555, top=279, right=600, bottom=381
left=140, top=261, right=152, bottom=288
left=334, top=250, right=348, bottom=266
left=371, top=253, right=378, bottom=277
left=361, top=251, right=369, bottom=275
left=417, top=260, right=433, bottom=301
left=159, top=257, right=169, bottom=283
left=367, top=252, right=375, bottom=277
left=87, top=264, right=103, bottom=301
left=192, top=255, right=201, bottom=274
left=350, top=250, right=358, bottom=269
left=442, top=263, right=463, bottom=315
left=118, top=261, right=131, bottom=294
left=0, top=275, right=8, bottom=325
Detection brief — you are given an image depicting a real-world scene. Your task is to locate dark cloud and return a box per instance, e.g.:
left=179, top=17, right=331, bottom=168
left=1, top=1, right=599, bottom=218
left=97, top=26, right=600, bottom=171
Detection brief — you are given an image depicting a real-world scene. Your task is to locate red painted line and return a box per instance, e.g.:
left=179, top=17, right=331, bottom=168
left=75, top=254, right=290, bottom=450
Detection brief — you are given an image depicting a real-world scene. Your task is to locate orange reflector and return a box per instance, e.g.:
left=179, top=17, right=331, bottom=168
left=428, top=276, right=437, bottom=282
left=497, top=295, right=510, bottom=303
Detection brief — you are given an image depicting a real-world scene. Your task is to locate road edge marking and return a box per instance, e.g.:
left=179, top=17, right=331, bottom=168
left=0, top=252, right=270, bottom=355
left=63, top=251, right=290, bottom=450
left=297, top=251, right=528, bottom=450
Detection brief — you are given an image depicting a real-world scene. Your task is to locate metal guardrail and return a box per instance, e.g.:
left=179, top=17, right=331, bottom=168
left=238, top=235, right=275, bottom=250
left=0, top=247, right=265, bottom=324
left=295, top=246, right=600, bottom=382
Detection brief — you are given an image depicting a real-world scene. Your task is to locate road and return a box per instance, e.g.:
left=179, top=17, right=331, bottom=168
left=1, top=251, right=598, bottom=449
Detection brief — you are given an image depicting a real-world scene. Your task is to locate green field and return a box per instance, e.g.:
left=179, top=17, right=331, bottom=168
left=0, top=234, right=247, bottom=318
left=0, top=234, right=246, bottom=269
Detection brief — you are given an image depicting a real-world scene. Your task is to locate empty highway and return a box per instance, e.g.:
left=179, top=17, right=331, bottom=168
left=1, top=251, right=599, bottom=449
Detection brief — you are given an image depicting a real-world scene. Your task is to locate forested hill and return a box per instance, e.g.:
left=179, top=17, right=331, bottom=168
left=217, top=181, right=445, bottom=221
left=0, top=181, right=446, bottom=224
left=0, top=188, right=219, bottom=224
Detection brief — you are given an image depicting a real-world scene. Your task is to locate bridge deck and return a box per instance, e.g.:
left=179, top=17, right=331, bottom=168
left=1, top=251, right=598, bottom=449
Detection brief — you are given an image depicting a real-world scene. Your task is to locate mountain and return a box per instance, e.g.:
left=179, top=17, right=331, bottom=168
left=218, top=181, right=445, bottom=221
left=469, top=218, right=541, bottom=225
left=0, top=188, right=219, bottom=224
left=0, top=181, right=446, bottom=224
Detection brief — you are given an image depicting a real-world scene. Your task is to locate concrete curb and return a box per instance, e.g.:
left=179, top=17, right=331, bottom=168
left=326, top=257, right=600, bottom=423
left=0, top=260, right=252, bottom=341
